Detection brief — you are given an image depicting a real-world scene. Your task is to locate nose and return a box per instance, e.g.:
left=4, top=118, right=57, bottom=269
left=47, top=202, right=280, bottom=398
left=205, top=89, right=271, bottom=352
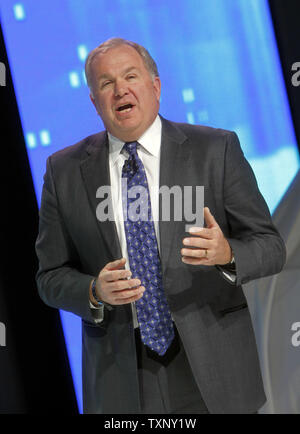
left=114, top=79, right=128, bottom=98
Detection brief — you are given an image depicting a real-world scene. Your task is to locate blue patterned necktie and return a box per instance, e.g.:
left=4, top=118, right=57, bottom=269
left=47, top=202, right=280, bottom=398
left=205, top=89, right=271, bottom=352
left=121, top=141, right=174, bottom=356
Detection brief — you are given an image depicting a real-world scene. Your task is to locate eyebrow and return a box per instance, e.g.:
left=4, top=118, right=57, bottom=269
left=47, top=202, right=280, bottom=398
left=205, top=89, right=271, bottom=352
left=123, top=66, right=139, bottom=75
left=97, top=66, right=139, bottom=82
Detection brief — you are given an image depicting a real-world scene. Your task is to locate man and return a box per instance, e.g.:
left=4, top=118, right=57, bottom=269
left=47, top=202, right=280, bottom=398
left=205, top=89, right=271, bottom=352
left=36, top=38, right=286, bottom=414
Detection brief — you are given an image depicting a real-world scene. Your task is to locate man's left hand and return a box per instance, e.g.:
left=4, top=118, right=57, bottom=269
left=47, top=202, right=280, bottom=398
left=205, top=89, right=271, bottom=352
left=181, top=207, right=232, bottom=266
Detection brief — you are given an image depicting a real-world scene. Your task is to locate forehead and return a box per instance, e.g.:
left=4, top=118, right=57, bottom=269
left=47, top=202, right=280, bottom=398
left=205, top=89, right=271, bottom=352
left=91, top=44, right=146, bottom=77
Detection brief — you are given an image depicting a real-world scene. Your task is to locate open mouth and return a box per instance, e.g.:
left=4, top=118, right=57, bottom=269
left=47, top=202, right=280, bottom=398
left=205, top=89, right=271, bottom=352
left=116, top=103, right=134, bottom=113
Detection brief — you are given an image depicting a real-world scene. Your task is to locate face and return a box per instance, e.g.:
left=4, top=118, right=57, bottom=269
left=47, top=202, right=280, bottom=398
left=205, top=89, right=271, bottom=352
left=89, top=45, right=161, bottom=142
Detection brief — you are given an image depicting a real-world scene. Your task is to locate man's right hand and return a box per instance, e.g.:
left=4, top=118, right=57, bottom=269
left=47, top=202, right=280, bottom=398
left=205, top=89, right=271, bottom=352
left=89, top=258, right=145, bottom=306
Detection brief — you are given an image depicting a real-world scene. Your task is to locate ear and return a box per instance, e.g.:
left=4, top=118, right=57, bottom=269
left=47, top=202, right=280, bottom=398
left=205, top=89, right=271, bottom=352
left=89, top=93, right=96, bottom=108
left=153, top=76, right=161, bottom=102
left=89, top=92, right=100, bottom=116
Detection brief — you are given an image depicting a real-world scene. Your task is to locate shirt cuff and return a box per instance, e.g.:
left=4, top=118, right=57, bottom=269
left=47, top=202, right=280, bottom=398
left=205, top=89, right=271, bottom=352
left=89, top=301, right=105, bottom=323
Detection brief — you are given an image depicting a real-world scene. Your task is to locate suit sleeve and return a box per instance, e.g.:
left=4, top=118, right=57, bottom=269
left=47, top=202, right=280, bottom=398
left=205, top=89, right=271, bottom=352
left=35, top=156, right=103, bottom=324
left=222, top=131, right=286, bottom=286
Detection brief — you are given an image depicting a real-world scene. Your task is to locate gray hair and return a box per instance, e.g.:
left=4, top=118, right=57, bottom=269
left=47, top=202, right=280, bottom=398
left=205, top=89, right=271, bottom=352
left=85, top=37, right=159, bottom=95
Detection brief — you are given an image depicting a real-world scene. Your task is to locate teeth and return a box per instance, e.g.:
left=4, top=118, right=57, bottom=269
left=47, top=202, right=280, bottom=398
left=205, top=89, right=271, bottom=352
left=119, top=107, right=132, bottom=113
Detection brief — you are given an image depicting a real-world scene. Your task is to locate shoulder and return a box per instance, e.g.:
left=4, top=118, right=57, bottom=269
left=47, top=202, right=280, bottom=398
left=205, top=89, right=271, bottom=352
left=49, top=131, right=106, bottom=162
left=46, top=131, right=106, bottom=169
left=162, top=118, right=242, bottom=159
left=161, top=116, right=236, bottom=144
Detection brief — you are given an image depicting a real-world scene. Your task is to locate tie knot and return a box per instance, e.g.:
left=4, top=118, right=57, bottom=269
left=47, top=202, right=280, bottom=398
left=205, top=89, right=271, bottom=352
left=123, top=141, right=138, bottom=157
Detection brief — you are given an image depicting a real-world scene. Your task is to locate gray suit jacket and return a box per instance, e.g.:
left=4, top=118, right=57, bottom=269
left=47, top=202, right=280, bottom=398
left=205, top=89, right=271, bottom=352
left=36, top=116, right=286, bottom=414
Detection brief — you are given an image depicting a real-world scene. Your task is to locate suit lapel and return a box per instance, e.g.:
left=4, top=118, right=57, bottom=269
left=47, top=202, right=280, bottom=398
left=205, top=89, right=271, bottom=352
left=80, top=132, right=122, bottom=260
left=159, top=117, right=189, bottom=270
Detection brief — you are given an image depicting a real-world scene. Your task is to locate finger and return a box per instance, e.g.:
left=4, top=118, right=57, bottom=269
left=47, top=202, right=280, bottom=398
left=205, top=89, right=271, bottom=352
left=113, top=293, right=144, bottom=305
left=188, top=227, right=213, bottom=239
left=104, top=258, right=126, bottom=271
left=181, top=248, right=208, bottom=258
left=114, top=287, right=146, bottom=304
left=182, top=237, right=211, bottom=249
left=109, top=278, right=141, bottom=292
left=103, top=269, right=132, bottom=282
left=204, top=207, right=218, bottom=229
left=182, top=256, right=211, bottom=265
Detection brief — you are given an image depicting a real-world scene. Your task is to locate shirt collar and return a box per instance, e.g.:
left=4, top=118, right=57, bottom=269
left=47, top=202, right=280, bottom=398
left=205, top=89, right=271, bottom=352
left=108, top=115, right=162, bottom=166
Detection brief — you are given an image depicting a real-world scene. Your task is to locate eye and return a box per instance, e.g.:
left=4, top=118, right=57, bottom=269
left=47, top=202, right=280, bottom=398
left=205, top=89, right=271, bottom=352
left=127, top=74, right=137, bottom=80
left=101, top=80, right=112, bottom=89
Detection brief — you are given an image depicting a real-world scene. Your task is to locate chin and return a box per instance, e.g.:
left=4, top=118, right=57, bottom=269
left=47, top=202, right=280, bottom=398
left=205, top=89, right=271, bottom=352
left=113, top=125, right=142, bottom=141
